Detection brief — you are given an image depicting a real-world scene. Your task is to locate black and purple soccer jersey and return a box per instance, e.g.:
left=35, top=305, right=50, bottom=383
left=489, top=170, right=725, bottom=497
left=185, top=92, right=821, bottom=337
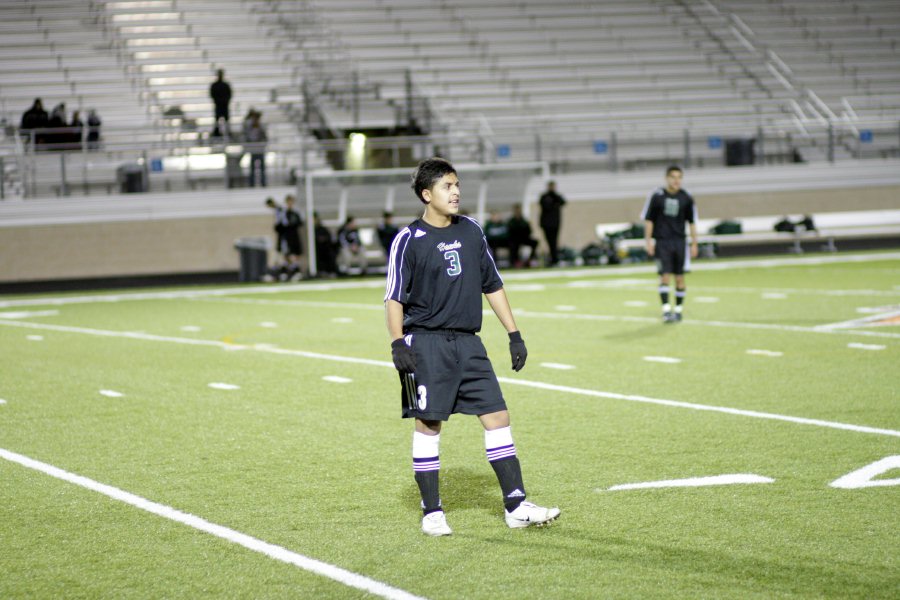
left=384, top=215, right=503, bottom=333
left=641, top=187, right=697, bottom=241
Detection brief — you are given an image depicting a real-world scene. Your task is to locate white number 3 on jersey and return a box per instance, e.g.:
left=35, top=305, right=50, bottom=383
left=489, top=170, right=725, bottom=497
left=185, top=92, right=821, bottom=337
left=444, top=250, right=462, bottom=276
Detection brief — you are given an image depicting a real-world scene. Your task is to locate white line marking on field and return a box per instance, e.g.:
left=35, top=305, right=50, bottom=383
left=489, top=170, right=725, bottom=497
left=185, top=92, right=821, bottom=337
left=643, top=356, right=682, bottom=364
left=505, top=283, right=546, bottom=292
left=554, top=305, right=577, bottom=311
left=181, top=325, right=201, bottom=332
left=0, top=399, right=6, bottom=405
left=0, top=448, right=426, bottom=600
left=1, top=319, right=897, bottom=438
left=26, top=335, right=44, bottom=341
left=3, top=253, right=897, bottom=309
left=208, top=383, right=240, bottom=390
left=623, top=300, right=648, bottom=307
left=695, top=296, right=719, bottom=303
left=818, top=307, right=900, bottom=331
left=540, top=362, right=576, bottom=370
left=512, top=310, right=900, bottom=339
left=323, top=376, right=353, bottom=383
left=99, top=390, right=124, bottom=398
left=331, top=317, right=354, bottom=324
left=746, top=349, right=783, bottom=357
left=0, top=310, right=59, bottom=319
left=253, top=343, right=278, bottom=350
left=830, top=456, right=900, bottom=489
left=606, top=474, right=775, bottom=491
left=847, top=343, right=886, bottom=351
left=259, top=322, right=278, bottom=328
left=762, top=292, right=787, bottom=300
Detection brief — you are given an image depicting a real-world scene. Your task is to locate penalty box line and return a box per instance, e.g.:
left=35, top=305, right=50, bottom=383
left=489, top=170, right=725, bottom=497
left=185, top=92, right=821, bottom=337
left=0, top=447, right=427, bottom=600
left=2, top=318, right=898, bottom=439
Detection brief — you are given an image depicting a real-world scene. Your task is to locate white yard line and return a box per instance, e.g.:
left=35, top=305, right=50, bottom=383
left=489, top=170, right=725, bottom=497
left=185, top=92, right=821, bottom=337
left=608, top=474, right=775, bottom=491
left=1, top=318, right=897, bottom=439
left=2, top=252, right=897, bottom=309
left=0, top=448, right=426, bottom=600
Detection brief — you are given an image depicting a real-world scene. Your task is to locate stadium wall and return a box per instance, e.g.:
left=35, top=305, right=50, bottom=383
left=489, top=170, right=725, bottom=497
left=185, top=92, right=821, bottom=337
left=1, top=163, right=899, bottom=284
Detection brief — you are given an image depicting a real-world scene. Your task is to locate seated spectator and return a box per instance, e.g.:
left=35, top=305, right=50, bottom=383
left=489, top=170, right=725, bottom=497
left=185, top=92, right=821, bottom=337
left=47, top=103, right=67, bottom=149
left=796, top=214, right=816, bottom=232
left=20, top=98, right=48, bottom=147
left=87, top=109, right=102, bottom=149
left=337, top=216, right=368, bottom=275
left=484, top=211, right=510, bottom=261
left=69, top=111, right=84, bottom=150
left=774, top=216, right=795, bottom=233
left=507, top=203, right=539, bottom=267
left=377, top=211, right=399, bottom=256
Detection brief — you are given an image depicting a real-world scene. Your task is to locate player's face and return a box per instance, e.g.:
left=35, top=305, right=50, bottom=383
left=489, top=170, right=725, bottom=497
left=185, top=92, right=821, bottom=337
left=665, top=170, right=683, bottom=194
left=423, top=173, right=460, bottom=218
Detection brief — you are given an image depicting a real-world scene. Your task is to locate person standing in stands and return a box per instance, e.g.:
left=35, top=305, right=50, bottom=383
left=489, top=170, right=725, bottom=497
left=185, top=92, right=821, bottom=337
left=243, top=109, right=267, bottom=187
left=210, top=69, right=232, bottom=138
left=385, top=157, right=560, bottom=536
left=641, top=165, right=698, bottom=323
left=538, top=180, right=566, bottom=266
left=20, top=98, right=48, bottom=147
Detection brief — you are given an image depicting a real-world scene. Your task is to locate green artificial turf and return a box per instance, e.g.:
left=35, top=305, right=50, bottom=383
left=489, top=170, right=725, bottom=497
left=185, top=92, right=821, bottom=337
left=1, top=252, right=898, bottom=599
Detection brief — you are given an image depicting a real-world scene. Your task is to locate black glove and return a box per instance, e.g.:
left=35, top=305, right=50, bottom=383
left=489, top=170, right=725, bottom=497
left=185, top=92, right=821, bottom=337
left=508, top=331, right=527, bottom=372
left=391, top=338, right=416, bottom=373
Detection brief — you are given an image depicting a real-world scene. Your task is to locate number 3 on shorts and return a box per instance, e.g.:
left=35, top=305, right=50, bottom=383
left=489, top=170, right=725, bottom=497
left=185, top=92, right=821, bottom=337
left=444, top=250, right=462, bottom=276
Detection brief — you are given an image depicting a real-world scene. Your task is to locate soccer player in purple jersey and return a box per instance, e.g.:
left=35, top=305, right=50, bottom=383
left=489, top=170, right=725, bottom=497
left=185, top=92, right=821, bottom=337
left=384, top=157, right=560, bottom=536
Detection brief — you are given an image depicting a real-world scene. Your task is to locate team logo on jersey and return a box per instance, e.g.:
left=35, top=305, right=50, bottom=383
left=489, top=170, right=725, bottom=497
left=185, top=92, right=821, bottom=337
left=414, top=229, right=427, bottom=238
left=437, top=240, right=462, bottom=251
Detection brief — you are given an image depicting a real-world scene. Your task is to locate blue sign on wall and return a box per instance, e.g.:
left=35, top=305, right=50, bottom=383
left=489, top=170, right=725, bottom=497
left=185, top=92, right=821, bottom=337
left=593, top=140, right=608, bottom=154
left=859, top=130, right=873, bottom=143
left=708, top=136, right=723, bottom=149
left=150, top=158, right=164, bottom=172
left=496, top=144, right=511, bottom=158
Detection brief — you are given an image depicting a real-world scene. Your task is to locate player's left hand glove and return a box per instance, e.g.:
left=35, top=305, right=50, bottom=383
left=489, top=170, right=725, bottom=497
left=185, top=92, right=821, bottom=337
left=508, top=331, right=527, bottom=372
left=391, top=338, right=416, bottom=373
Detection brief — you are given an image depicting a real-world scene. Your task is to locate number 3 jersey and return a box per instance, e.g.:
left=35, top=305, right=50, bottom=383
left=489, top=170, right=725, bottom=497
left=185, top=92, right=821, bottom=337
left=641, top=187, right=697, bottom=241
left=384, top=215, right=504, bottom=333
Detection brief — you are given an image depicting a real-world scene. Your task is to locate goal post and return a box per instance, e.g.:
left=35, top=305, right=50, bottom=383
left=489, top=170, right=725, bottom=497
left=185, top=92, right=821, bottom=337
left=301, top=161, right=549, bottom=277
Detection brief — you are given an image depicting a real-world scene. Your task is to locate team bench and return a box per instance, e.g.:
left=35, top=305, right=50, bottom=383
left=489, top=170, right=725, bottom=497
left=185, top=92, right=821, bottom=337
left=601, top=209, right=900, bottom=258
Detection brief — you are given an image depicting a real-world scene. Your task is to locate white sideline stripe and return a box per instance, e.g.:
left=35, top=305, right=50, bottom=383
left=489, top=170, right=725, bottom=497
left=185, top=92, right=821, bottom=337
left=643, top=356, right=682, bottom=364
left=208, top=383, right=240, bottom=390
left=2, top=252, right=898, bottom=309
left=323, top=376, right=353, bottom=383
left=494, top=377, right=900, bottom=439
left=847, top=343, right=887, bottom=351
left=607, top=474, right=775, bottom=491
left=0, top=310, right=59, bottom=319
left=2, top=319, right=898, bottom=439
left=540, top=362, right=576, bottom=370
left=0, top=448, right=426, bottom=600
left=513, top=310, right=900, bottom=339
left=746, top=349, right=784, bottom=357
left=99, top=390, right=124, bottom=398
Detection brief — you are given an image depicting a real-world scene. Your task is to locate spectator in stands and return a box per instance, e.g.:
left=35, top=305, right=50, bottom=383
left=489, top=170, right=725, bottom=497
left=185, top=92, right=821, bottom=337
left=243, top=109, right=267, bottom=187
left=70, top=111, right=84, bottom=150
left=484, top=211, right=510, bottom=262
left=313, top=211, right=338, bottom=278
left=796, top=214, right=816, bottom=232
left=377, top=211, right=400, bottom=256
left=337, top=215, right=368, bottom=275
left=210, top=69, right=232, bottom=138
left=642, top=165, right=698, bottom=324
left=20, top=98, right=48, bottom=147
left=774, top=216, right=795, bottom=233
left=539, top=180, right=566, bottom=266
left=47, top=103, right=67, bottom=149
left=507, top=203, right=538, bottom=268
left=87, top=109, right=102, bottom=150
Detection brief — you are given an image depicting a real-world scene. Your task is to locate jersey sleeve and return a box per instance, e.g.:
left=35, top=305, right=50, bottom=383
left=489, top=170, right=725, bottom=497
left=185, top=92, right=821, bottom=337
left=478, top=225, right=504, bottom=294
left=384, top=227, right=413, bottom=303
left=641, top=190, right=660, bottom=221
left=685, top=193, right=697, bottom=223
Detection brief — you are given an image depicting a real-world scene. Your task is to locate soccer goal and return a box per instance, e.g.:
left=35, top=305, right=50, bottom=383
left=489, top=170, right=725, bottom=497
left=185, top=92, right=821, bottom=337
left=300, top=161, right=549, bottom=277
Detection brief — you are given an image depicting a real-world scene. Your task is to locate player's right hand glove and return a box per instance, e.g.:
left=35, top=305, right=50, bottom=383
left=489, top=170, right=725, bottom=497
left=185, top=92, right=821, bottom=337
left=391, top=338, right=416, bottom=373
left=508, top=331, right=527, bottom=372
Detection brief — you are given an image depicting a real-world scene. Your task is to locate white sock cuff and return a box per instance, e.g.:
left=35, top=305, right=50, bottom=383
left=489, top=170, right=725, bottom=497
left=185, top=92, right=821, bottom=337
left=412, top=431, right=440, bottom=458
left=484, top=426, right=514, bottom=450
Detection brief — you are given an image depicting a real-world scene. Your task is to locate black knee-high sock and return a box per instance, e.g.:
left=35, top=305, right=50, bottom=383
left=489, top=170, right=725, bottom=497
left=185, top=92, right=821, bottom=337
left=486, top=426, right=526, bottom=512
left=659, top=284, right=670, bottom=306
left=413, top=431, right=441, bottom=515
left=414, top=470, right=441, bottom=515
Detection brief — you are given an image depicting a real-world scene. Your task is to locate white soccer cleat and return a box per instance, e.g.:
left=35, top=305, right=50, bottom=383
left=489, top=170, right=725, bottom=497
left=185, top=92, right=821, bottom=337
left=421, top=511, right=452, bottom=536
left=505, top=501, right=561, bottom=528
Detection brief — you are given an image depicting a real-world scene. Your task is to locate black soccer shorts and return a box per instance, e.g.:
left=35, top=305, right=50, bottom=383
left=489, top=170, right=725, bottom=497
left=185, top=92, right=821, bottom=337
left=399, top=330, right=507, bottom=421
left=655, top=238, right=687, bottom=275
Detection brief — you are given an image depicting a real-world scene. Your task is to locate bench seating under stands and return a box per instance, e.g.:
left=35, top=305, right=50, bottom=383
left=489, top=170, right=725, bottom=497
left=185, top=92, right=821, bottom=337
left=605, top=209, right=900, bottom=257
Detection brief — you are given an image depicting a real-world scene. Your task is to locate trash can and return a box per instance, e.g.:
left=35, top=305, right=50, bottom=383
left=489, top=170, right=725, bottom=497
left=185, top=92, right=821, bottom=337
left=234, top=236, right=270, bottom=282
left=225, top=153, right=244, bottom=188
left=724, top=138, right=755, bottom=166
left=117, top=163, right=146, bottom=193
